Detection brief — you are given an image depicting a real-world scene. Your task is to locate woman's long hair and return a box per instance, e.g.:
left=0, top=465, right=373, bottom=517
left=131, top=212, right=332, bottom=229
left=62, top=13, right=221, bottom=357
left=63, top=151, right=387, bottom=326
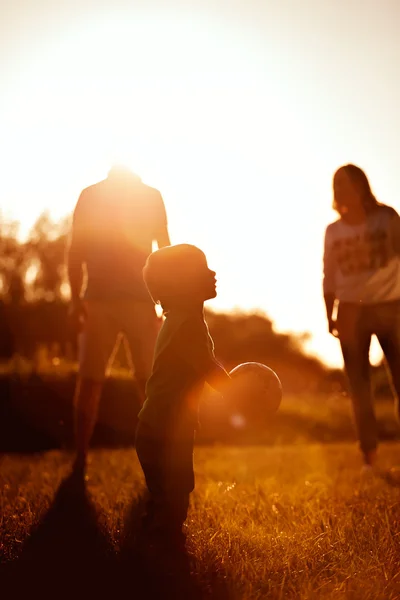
left=333, top=164, right=380, bottom=215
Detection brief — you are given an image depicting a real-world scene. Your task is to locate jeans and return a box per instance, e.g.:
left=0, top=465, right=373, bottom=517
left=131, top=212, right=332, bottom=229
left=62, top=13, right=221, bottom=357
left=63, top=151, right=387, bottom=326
left=135, top=419, right=195, bottom=534
left=337, top=299, right=400, bottom=455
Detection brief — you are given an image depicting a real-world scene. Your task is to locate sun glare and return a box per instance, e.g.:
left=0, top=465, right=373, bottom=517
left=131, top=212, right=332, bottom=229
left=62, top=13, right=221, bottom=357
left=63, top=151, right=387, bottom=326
left=1, top=7, right=395, bottom=368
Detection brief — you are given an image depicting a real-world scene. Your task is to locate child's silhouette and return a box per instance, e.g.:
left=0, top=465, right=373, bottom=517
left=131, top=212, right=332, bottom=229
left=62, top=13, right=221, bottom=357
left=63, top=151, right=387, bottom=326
left=136, top=244, right=231, bottom=551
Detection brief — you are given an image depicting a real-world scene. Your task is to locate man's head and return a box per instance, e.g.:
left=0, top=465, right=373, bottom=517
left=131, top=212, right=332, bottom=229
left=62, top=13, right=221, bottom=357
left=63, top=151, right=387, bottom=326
left=107, top=164, right=142, bottom=183
left=143, top=244, right=217, bottom=310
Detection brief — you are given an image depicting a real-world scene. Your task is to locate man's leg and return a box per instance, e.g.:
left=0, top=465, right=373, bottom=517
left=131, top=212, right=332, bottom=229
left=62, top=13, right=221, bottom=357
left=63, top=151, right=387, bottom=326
left=73, top=377, right=104, bottom=470
left=338, top=304, right=376, bottom=464
left=124, top=301, right=161, bottom=405
left=73, top=301, right=118, bottom=472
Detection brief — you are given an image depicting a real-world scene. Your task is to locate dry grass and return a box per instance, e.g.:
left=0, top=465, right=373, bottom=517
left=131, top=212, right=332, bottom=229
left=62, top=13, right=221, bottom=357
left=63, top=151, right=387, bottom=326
left=1, top=442, right=400, bottom=599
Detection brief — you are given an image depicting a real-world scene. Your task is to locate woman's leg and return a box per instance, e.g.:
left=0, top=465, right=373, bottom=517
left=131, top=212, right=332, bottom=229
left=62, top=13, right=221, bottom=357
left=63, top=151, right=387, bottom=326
left=338, top=303, right=377, bottom=463
left=374, top=301, right=400, bottom=424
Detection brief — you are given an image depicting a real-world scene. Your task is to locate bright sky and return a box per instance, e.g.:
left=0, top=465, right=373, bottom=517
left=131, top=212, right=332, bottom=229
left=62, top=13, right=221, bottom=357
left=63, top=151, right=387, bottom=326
left=1, top=0, right=399, bottom=367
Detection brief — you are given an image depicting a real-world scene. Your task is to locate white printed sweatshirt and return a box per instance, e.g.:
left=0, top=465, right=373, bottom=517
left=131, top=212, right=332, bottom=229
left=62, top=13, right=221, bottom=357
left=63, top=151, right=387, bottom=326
left=323, top=204, right=400, bottom=304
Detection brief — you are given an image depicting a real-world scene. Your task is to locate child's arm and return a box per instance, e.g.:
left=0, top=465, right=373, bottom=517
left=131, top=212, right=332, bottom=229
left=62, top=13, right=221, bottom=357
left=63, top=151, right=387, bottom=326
left=204, top=359, right=231, bottom=392
left=177, top=317, right=232, bottom=393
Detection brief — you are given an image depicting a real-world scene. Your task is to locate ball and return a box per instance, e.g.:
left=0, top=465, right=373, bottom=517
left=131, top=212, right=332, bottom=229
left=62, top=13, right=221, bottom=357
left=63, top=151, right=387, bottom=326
left=229, top=362, right=282, bottom=421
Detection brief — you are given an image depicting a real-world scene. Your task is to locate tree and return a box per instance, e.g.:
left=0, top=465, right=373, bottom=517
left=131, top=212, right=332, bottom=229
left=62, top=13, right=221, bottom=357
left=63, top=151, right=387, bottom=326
left=0, top=216, right=28, bottom=305
left=27, top=212, right=71, bottom=301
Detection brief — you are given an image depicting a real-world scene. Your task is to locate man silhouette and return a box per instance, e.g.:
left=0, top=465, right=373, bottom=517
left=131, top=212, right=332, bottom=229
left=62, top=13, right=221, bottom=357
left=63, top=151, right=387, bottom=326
left=67, top=166, right=170, bottom=474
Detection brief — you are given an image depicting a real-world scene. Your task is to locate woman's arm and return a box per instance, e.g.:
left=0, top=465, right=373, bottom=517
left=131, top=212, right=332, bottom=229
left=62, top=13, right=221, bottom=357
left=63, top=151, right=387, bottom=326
left=323, top=227, right=338, bottom=335
left=324, top=293, right=337, bottom=335
left=388, top=206, right=400, bottom=255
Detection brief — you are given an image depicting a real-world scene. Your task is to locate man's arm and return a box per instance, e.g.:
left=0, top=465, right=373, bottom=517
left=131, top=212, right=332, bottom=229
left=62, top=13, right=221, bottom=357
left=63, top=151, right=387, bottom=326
left=154, top=192, right=171, bottom=249
left=67, top=244, right=84, bottom=303
left=156, top=226, right=171, bottom=249
left=67, top=194, right=86, bottom=303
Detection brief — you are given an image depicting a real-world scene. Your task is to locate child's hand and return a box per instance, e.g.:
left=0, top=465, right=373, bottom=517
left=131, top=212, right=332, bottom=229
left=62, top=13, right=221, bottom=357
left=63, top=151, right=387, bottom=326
left=203, top=386, right=225, bottom=405
left=218, top=380, right=243, bottom=407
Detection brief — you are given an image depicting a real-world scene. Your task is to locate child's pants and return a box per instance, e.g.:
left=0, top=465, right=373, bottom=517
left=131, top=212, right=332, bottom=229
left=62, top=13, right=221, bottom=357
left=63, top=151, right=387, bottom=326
left=337, top=299, right=400, bottom=455
left=135, top=419, right=195, bottom=534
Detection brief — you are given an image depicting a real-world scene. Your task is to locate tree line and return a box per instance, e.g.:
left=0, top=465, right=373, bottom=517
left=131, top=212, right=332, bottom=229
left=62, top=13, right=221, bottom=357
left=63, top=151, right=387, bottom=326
left=0, top=212, right=342, bottom=392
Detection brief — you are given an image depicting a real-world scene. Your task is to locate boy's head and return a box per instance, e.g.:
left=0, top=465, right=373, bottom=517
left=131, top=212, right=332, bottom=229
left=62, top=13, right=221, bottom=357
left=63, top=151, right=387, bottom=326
left=143, top=244, right=217, bottom=309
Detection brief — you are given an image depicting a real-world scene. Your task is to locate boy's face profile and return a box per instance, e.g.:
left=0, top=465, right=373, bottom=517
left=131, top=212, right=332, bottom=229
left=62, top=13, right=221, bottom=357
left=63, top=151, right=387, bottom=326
left=143, top=244, right=217, bottom=307
left=191, top=250, right=217, bottom=302
left=202, top=265, right=217, bottom=301
left=201, top=266, right=217, bottom=301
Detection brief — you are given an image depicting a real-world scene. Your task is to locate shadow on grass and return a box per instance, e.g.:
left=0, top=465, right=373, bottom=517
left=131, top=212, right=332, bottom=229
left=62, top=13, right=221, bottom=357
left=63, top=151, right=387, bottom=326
left=117, top=495, right=205, bottom=600
left=378, top=468, right=400, bottom=488
left=0, top=472, right=116, bottom=597
left=115, top=493, right=230, bottom=599
left=0, top=474, right=231, bottom=600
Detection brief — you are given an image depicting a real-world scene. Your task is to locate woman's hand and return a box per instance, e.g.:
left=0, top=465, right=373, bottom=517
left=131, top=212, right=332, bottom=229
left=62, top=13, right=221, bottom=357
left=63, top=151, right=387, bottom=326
left=328, top=317, right=339, bottom=338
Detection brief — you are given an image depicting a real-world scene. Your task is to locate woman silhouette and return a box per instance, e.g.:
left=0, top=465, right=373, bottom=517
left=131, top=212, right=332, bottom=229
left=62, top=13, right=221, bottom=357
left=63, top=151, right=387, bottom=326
left=323, top=164, right=400, bottom=470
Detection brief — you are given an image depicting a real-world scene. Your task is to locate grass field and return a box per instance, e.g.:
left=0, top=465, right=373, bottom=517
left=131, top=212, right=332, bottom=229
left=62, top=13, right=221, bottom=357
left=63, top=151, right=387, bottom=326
left=1, top=441, right=400, bottom=599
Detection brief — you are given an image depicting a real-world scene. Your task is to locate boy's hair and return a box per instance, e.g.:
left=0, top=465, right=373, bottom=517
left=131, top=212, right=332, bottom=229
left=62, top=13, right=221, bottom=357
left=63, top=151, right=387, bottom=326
left=143, top=244, right=207, bottom=307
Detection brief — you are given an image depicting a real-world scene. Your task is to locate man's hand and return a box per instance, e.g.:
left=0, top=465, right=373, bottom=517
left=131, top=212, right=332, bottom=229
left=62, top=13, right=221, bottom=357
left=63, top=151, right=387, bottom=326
left=68, top=298, right=87, bottom=334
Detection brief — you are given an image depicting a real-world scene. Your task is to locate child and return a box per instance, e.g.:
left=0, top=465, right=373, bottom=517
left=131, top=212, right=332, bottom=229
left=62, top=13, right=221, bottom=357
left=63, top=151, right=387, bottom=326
left=136, top=244, right=231, bottom=550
